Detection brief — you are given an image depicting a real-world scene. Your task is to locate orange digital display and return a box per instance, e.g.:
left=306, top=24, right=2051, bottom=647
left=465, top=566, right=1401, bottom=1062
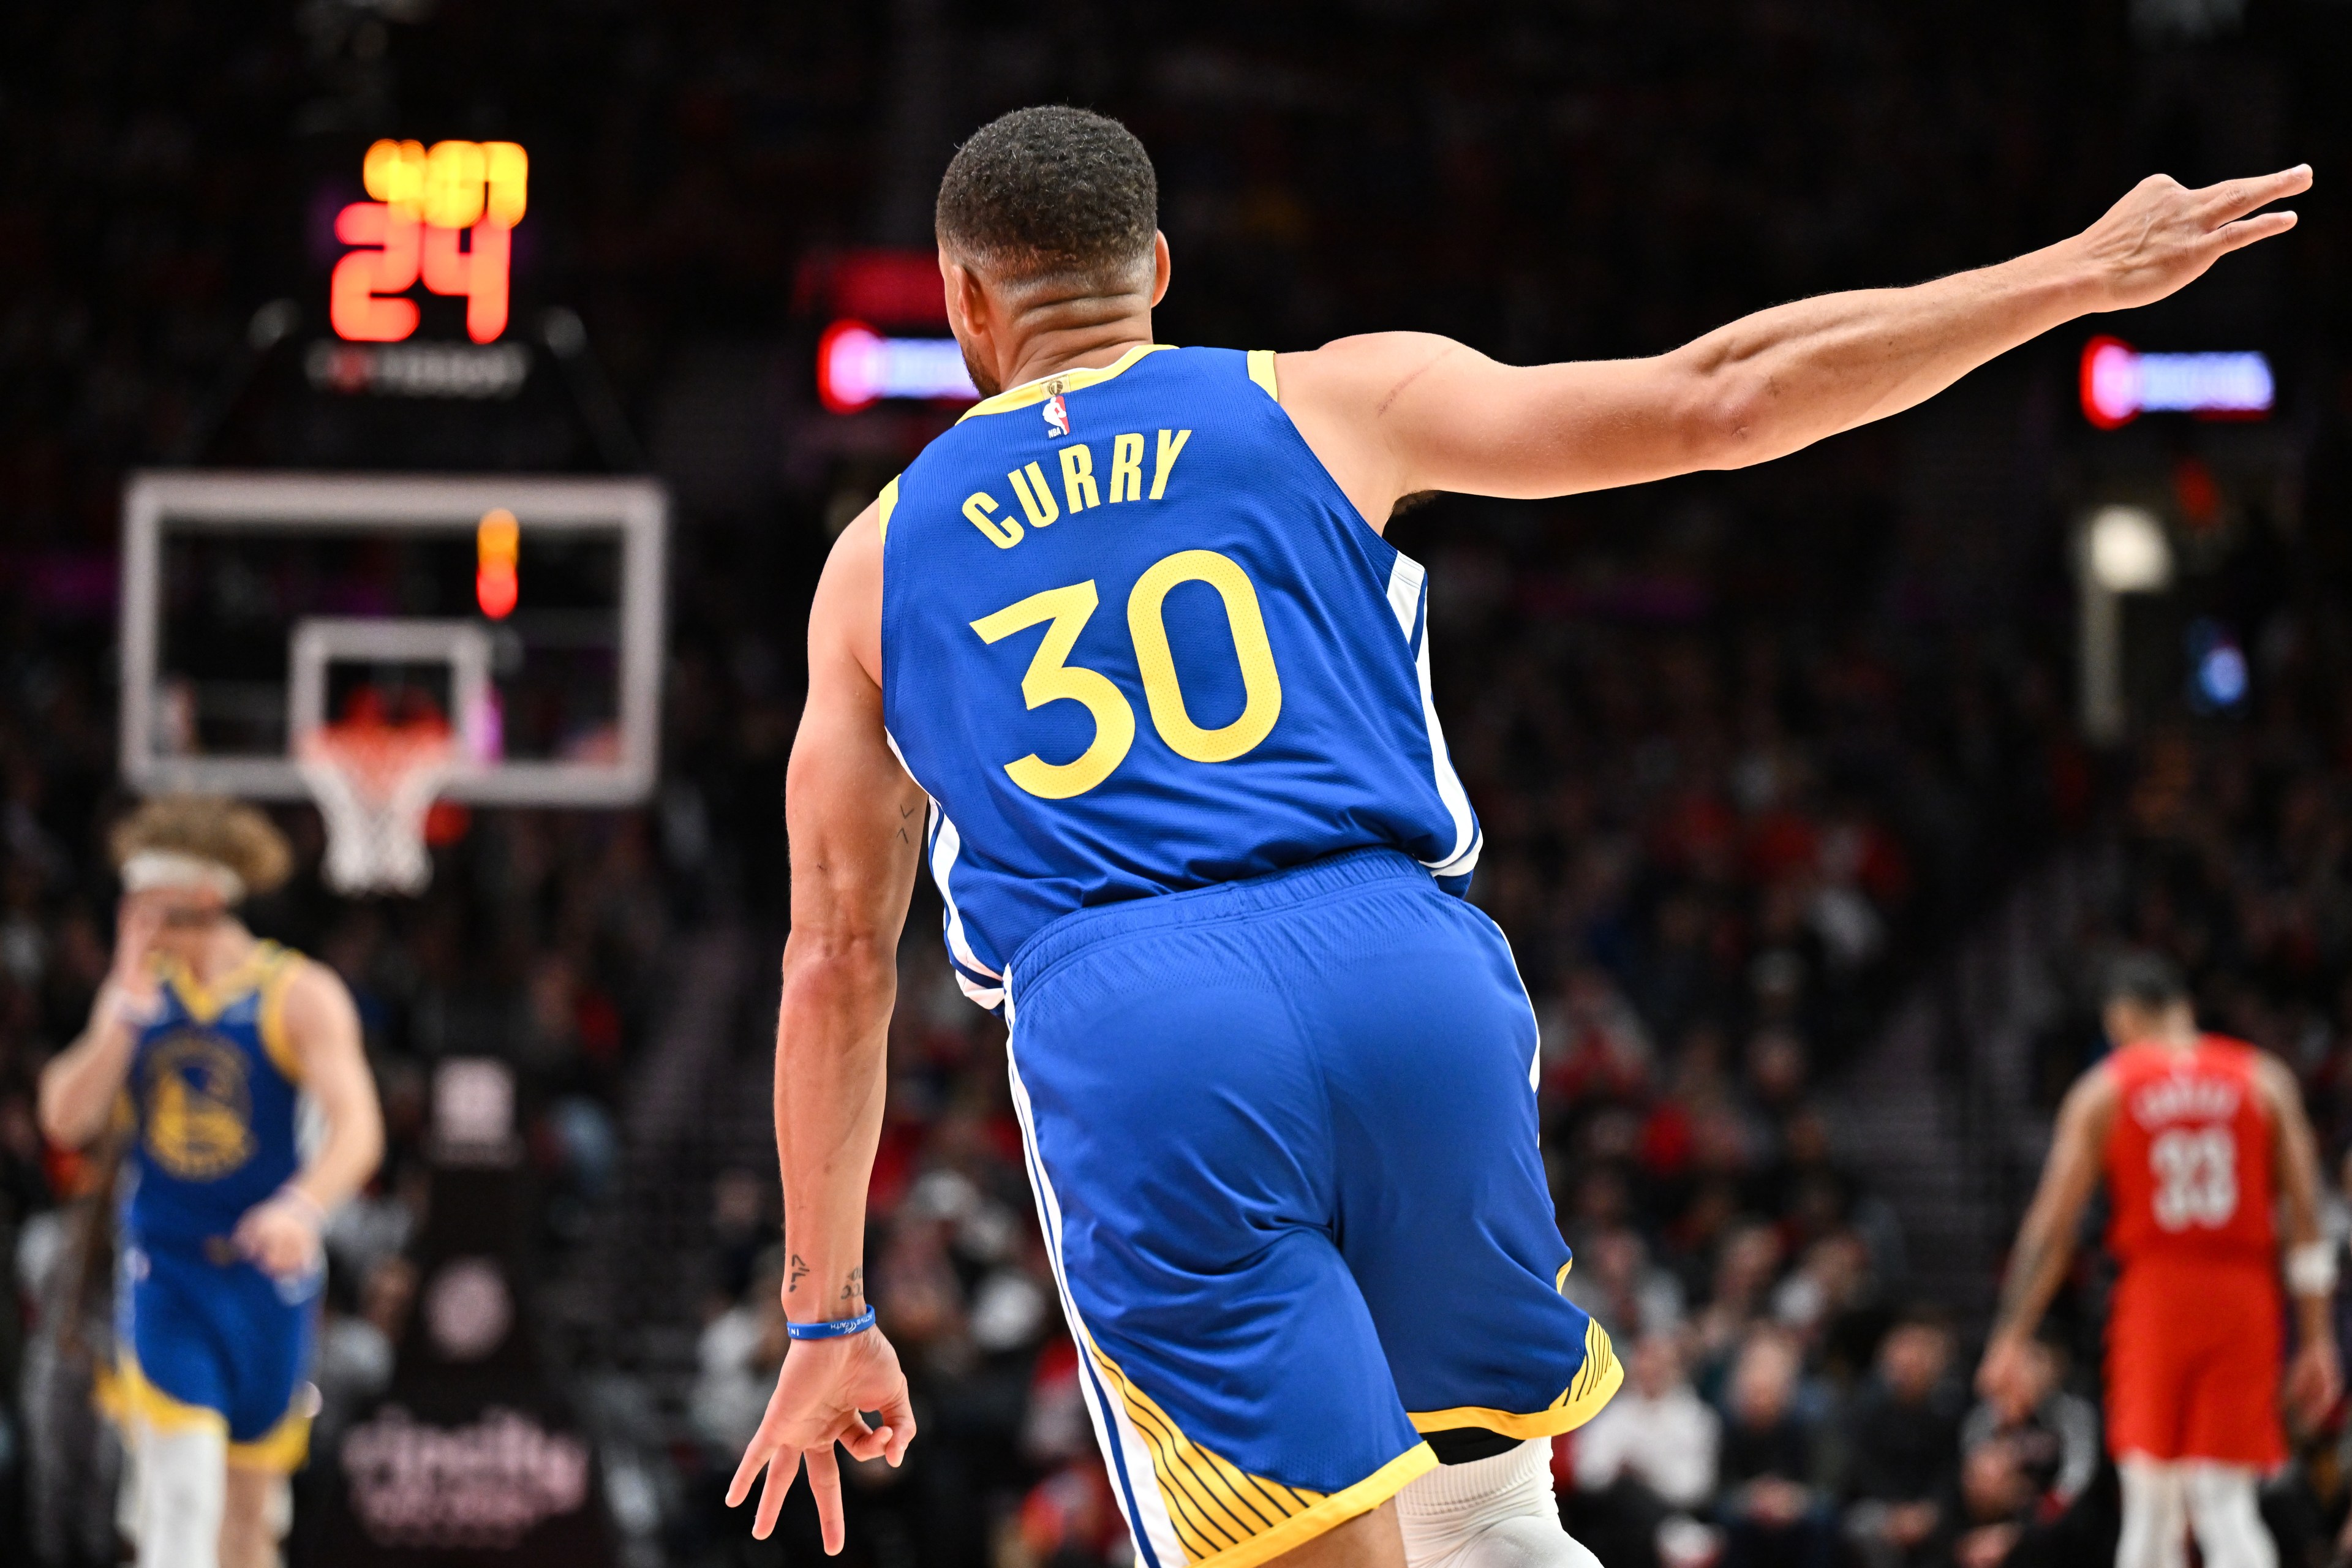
left=333, top=140, right=527, bottom=344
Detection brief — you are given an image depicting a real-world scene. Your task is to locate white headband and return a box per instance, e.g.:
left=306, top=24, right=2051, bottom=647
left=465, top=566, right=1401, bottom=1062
left=120, top=850, right=245, bottom=903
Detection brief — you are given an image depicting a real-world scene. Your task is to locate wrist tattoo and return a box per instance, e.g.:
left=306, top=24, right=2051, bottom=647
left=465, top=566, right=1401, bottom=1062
left=841, top=1264, right=864, bottom=1303
left=788, top=1254, right=809, bottom=1294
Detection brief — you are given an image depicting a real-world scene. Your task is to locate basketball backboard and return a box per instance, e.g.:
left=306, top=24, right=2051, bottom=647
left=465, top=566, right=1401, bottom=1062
left=121, top=471, right=666, bottom=807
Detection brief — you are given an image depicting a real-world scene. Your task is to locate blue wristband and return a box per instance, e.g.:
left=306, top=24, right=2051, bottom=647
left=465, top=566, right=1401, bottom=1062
left=786, top=1306, right=876, bottom=1341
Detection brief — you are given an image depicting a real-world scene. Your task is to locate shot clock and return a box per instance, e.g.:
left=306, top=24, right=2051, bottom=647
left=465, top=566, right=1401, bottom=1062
left=333, top=140, right=528, bottom=344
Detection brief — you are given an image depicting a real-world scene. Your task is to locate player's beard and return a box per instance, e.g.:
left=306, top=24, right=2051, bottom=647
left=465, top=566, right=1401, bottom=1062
left=959, top=338, right=1000, bottom=399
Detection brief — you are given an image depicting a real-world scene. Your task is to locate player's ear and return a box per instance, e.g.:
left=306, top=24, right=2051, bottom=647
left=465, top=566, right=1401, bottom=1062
left=939, top=251, right=979, bottom=334
left=1148, top=232, right=1172, bottom=308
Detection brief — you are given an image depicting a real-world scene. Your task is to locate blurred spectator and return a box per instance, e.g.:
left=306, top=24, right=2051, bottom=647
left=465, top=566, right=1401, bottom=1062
left=17, top=1186, right=119, bottom=1567
left=1958, top=1336, right=2100, bottom=1517
left=312, top=1255, right=413, bottom=1453
left=1012, top=1457, right=1130, bottom=1568
left=1692, top=1223, right=1785, bottom=1384
left=1572, top=1333, right=1721, bottom=1568
left=1950, top=1434, right=2033, bottom=1568
left=1715, top=1327, right=1837, bottom=1568
left=690, top=1247, right=788, bottom=1461
left=1567, top=1227, right=1687, bottom=1342
left=1842, top=1313, right=1963, bottom=1568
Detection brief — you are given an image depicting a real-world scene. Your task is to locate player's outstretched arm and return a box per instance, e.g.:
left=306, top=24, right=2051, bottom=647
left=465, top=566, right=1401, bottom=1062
left=730, top=505, right=925, bottom=1550
left=1977, top=1065, right=2117, bottom=1411
left=2258, top=1056, right=2343, bottom=1425
left=234, top=961, right=384, bottom=1279
left=1281, top=165, right=2310, bottom=524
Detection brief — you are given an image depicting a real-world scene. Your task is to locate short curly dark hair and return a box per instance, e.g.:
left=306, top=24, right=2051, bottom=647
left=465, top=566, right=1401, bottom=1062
left=2104, top=949, right=2189, bottom=1009
left=935, top=106, right=1157, bottom=290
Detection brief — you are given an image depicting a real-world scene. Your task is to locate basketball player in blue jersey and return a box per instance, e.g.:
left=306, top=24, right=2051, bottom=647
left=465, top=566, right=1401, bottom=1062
left=728, top=107, right=2310, bottom=1568
left=39, top=797, right=385, bottom=1568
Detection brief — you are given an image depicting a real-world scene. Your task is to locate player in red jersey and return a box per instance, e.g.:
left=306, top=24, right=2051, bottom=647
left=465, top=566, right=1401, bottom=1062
left=1977, top=954, right=2339, bottom=1568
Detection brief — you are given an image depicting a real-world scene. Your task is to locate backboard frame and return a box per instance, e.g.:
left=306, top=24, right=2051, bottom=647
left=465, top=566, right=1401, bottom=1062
left=287, top=617, right=497, bottom=764
left=120, top=470, right=668, bottom=806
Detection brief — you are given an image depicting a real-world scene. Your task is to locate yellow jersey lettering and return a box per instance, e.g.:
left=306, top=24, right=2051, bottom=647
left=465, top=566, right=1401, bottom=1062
left=1059, top=443, right=1101, bottom=512
left=970, top=580, right=1136, bottom=799
left=1150, top=429, right=1192, bottom=500
left=963, top=491, right=1022, bottom=549
left=1008, top=462, right=1060, bottom=527
left=1127, top=549, right=1283, bottom=763
left=1109, top=432, right=1145, bottom=503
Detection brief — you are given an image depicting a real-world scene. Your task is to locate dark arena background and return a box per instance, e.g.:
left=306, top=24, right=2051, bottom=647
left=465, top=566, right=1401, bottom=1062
left=7, top=2, right=2352, bottom=1566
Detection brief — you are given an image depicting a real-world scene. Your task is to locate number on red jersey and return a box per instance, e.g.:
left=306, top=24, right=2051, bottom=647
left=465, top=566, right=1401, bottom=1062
left=2150, top=1125, right=2238, bottom=1231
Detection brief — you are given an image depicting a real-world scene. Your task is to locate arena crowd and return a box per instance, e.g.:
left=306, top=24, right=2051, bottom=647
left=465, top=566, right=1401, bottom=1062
left=6, top=2, right=2352, bottom=1566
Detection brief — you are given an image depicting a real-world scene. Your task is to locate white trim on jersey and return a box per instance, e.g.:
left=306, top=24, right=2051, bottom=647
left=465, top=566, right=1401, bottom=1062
left=1385, top=553, right=1481, bottom=881
left=887, top=727, right=1009, bottom=1009
left=1007, top=1040, right=1186, bottom=1568
left=927, top=800, right=1005, bottom=1010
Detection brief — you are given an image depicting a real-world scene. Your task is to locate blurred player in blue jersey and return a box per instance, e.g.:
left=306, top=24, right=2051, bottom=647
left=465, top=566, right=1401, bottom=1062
left=728, top=107, right=2310, bottom=1568
left=39, top=798, right=384, bottom=1568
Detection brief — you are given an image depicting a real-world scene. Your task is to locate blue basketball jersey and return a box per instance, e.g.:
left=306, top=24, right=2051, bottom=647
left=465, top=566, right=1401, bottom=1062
left=120, top=942, right=306, bottom=1248
left=881, top=345, right=1480, bottom=1011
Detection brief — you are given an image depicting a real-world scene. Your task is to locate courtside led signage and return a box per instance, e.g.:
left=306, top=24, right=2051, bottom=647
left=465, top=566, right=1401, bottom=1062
left=333, top=140, right=527, bottom=344
left=817, top=320, right=978, bottom=413
left=2080, top=336, right=2272, bottom=429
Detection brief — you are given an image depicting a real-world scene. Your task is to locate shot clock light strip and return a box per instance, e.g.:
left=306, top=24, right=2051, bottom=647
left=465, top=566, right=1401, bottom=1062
left=817, top=320, right=979, bottom=413
left=2080, top=336, right=2274, bottom=429
left=333, top=140, right=527, bottom=345
left=477, top=509, right=519, bottom=619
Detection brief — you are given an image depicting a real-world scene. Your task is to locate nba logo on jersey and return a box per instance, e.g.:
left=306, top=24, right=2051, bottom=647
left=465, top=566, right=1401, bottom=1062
left=1043, top=393, right=1069, bottom=437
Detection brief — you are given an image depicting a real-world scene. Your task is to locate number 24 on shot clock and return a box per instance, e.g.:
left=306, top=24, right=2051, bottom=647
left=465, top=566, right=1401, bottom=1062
left=331, top=139, right=527, bottom=345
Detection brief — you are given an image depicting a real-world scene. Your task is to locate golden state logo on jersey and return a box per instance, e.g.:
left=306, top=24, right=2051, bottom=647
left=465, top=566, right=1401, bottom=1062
left=140, top=1030, right=256, bottom=1181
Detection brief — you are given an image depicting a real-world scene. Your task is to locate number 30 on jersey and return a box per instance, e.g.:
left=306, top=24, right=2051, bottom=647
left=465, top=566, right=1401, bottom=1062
left=971, top=549, right=1283, bottom=800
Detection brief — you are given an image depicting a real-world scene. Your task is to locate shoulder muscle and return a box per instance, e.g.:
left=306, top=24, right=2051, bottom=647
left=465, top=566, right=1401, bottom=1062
left=2059, top=1063, right=2121, bottom=1145
left=813, top=500, right=885, bottom=688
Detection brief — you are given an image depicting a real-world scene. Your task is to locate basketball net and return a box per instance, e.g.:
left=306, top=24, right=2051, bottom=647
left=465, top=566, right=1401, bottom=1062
left=296, top=715, right=457, bottom=895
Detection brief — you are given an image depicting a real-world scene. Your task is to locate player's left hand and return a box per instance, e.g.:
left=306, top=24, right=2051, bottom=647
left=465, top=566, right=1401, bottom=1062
left=2076, top=165, right=2311, bottom=313
left=727, top=1327, right=917, bottom=1550
left=233, top=1193, right=324, bottom=1281
left=2286, top=1335, right=2341, bottom=1430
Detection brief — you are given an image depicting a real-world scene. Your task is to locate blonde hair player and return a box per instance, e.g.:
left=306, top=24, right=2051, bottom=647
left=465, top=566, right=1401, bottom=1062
left=38, top=797, right=385, bottom=1568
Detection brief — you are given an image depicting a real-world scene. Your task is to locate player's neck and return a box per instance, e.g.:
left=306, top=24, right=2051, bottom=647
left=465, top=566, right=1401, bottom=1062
left=992, top=300, right=1155, bottom=395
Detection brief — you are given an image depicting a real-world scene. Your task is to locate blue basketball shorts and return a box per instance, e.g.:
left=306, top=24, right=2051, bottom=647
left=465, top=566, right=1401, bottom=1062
left=1003, top=848, right=1621, bottom=1568
left=108, top=1233, right=319, bottom=1471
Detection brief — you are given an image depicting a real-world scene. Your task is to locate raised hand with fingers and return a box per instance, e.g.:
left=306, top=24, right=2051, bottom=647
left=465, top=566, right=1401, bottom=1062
left=2078, top=164, right=2311, bottom=312
left=108, top=891, right=167, bottom=1022
left=727, top=1322, right=919, bottom=1550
